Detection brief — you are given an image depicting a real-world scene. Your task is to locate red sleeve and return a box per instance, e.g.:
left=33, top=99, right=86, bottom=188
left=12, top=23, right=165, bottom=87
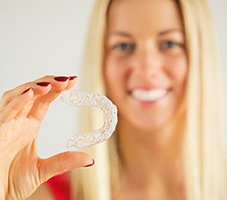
left=45, top=172, right=71, bottom=200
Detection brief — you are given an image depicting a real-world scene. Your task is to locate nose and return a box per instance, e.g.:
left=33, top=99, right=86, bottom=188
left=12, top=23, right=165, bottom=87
left=132, top=44, right=163, bottom=80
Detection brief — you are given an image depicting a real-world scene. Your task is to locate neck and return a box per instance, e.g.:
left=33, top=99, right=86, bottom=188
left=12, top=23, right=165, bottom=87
left=116, top=117, right=185, bottom=198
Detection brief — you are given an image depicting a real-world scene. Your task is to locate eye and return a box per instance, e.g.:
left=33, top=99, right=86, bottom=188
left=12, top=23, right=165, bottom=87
left=113, top=42, right=135, bottom=52
left=161, top=40, right=182, bottom=49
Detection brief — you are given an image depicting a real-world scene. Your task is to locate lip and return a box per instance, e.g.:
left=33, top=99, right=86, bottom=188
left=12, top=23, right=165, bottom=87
left=130, top=88, right=169, bottom=104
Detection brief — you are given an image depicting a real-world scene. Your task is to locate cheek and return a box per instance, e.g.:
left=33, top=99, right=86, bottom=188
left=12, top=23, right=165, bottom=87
left=168, top=56, right=188, bottom=86
left=103, top=58, right=131, bottom=108
left=104, top=57, right=129, bottom=90
left=104, top=60, right=122, bottom=98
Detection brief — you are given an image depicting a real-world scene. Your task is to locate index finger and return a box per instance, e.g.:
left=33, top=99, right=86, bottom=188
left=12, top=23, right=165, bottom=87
left=27, top=76, right=77, bottom=121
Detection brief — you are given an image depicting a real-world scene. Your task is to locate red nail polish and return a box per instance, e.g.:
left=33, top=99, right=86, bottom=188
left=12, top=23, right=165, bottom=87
left=85, top=159, right=95, bottom=167
left=54, top=76, right=69, bottom=82
left=69, top=76, right=77, bottom=80
left=36, top=82, right=51, bottom=87
left=21, top=88, right=31, bottom=95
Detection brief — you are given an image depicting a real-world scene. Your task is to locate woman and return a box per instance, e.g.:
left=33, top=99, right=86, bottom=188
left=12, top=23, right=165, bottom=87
left=1, top=0, right=226, bottom=199
left=74, top=1, right=227, bottom=199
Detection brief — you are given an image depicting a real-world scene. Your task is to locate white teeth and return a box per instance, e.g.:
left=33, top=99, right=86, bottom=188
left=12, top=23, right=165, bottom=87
left=132, top=89, right=167, bottom=101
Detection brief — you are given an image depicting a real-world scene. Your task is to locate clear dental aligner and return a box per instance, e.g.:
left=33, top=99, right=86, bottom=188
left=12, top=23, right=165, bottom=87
left=61, top=90, right=118, bottom=151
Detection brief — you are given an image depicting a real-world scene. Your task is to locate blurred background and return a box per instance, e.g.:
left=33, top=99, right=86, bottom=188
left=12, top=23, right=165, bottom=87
left=0, top=0, right=226, bottom=158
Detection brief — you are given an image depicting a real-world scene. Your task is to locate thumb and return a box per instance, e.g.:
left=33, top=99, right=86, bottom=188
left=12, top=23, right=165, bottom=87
left=39, top=151, right=94, bottom=182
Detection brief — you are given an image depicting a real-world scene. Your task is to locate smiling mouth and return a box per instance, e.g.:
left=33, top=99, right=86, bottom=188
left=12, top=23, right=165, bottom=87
left=131, top=89, right=168, bottom=102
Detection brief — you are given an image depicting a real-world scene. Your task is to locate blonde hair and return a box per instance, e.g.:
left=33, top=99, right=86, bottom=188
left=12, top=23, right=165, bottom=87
left=71, top=0, right=227, bottom=199
left=178, top=0, right=227, bottom=199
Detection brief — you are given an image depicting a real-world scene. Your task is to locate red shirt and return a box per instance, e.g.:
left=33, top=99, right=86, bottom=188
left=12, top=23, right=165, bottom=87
left=45, top=172, right=70, bottom=200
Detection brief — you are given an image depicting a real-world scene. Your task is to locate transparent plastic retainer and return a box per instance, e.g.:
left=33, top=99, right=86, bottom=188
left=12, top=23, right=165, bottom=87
left=61, top=90, right=118, bottom=151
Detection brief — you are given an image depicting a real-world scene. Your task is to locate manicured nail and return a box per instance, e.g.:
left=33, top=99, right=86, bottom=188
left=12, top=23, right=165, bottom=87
left=69, top=76, right=77, bottom=80
left=21, top=88, right=31, bottom=95
left=85, top=159, right=95, bottom=167
left=36, top=82, right=51, bottom=87
left=54, top=76, right=69, bottom=82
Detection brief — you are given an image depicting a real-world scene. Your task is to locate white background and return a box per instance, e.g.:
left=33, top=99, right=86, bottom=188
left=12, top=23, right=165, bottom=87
left=0, top=0, right=226, bottom=158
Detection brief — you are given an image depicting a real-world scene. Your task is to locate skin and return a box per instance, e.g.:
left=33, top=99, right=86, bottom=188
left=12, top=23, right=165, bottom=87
left=104, top=0, right=187, bottom=199
left=0, top=76, right=94, bottom=200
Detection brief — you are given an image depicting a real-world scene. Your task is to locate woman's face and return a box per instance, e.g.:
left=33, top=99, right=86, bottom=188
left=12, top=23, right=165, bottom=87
left=104, top=0, right=187, bottom=132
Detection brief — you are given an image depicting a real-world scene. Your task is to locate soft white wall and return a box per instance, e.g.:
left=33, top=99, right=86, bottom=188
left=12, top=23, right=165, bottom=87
left=0, top=0, right=226, bottom=158
left=208, top=0, right=227, bottom=69
left=208, top=0, right=227, bottom=132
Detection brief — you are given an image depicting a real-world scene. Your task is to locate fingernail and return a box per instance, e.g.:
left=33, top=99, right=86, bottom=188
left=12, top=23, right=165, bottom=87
left=21, top=88, right=31, bottom=95
left=85, top=159, right=95, bottom=167
left=69, top=76, right=77, bottom=80
left=54, top=76, right=69, bottom=82
left=36, top=82, right=51, bottom=87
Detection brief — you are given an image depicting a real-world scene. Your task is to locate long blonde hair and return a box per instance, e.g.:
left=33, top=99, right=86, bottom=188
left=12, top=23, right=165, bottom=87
left=179, top=0, right=227, bottom=199
left=71, top=0, right=227, bottom=199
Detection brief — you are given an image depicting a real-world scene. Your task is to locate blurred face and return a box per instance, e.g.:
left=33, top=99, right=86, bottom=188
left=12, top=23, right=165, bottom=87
left=104, top=0, right=187, bottom=132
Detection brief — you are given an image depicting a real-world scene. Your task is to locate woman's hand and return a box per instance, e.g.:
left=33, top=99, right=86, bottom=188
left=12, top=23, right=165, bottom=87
left=0, top=76, right=94, bottom=200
